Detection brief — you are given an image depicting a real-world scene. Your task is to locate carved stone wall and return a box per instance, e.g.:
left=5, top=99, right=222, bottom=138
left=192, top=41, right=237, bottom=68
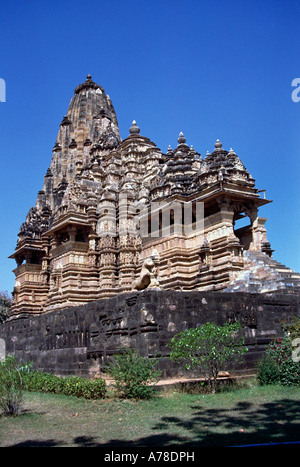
left=1, top=290, right=299, bottom=378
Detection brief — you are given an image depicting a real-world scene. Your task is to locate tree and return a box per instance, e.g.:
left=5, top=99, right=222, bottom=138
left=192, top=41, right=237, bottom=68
left=0, top=291, right=12, bottom=324
left=168, top=322, right=248, bottom=393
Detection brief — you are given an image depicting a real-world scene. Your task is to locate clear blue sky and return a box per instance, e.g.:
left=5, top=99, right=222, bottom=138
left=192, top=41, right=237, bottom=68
left=0, top=0, right=299, bottom=295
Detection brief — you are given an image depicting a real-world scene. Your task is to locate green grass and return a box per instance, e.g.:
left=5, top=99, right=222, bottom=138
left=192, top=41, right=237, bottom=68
left=0, top=382, right=299, bottom=447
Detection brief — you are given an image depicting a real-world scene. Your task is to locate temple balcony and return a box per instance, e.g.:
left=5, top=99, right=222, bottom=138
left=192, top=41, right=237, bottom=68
left=13, top=263, right=43, bottom=276
left=51, top=240, right=89, bottom=257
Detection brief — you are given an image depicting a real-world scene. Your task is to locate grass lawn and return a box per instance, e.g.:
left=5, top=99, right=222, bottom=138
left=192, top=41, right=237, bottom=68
left=0, top=381, right=299, bottom=447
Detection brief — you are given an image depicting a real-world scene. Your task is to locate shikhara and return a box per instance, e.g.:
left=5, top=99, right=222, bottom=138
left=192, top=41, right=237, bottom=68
left=9, top=75, right=300, bottom=318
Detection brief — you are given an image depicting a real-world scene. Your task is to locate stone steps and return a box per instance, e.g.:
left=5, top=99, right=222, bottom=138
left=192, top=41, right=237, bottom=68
left=223, top=250, right=300, bottom=293
left=247, top=251, right=300, bottom=291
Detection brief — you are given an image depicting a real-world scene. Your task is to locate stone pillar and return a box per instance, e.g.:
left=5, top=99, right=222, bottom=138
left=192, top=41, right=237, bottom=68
left=215, top=198, right=241, bottom=247
left=68, top=225, right=77, bottom=242
left=98, top=236, right=117, bottom=295
left=96, top=193, right=118, bottom=296
left=249, top=217, right=269, bottom=252
left=118, top=192, right=137, bottom=291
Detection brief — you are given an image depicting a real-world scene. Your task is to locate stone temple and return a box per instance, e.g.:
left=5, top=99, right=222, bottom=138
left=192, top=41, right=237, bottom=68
left=2, top=75, right=300, bottom=377
left=9, top=75, right=300, bottom=320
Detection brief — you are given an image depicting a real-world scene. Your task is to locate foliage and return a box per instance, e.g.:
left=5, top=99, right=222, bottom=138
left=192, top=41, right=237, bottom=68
left=0, top=355, right=23, bottom=416
left=257, top=355, right=280, bottom=385
left=0, top=291, right=12, bottom=324
left=22, top=370, right=64, bottom=394
left=105, top=348, right=161, bottom=399
left=22, top=370, right=106, bottom=399
left=62, top=375, right=107, bottom=399
left=257, top=316, right=300, bottom=387
left=286, top=315, right=300, bottom=341
left=266, top=334, right=291, bottom=366
left=168, top=322, right=248, bottom=393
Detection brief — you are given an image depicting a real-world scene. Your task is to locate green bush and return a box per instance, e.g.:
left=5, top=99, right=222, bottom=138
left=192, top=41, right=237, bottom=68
left=257, top=317, right=300, bottom=387
left=63, top=375, right=106, bottom=399
left=22, top=370, right=106, bottom=399
left=105, top=348, right=161, bottom=399
left=279, top=359, right=300, bottom=387
left=0, top=356, right=23, bottom=416
left=257, top=354, right=280, bottom=385
left=22, top=371, right=64, bottom=394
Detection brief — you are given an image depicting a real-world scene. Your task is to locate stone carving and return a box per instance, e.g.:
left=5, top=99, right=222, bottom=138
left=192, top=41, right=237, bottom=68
left=2, top=290, right=299, bottom=377
left=126, top=295, right=138, bottom=306
left=133, top=258, right=160, bottom=291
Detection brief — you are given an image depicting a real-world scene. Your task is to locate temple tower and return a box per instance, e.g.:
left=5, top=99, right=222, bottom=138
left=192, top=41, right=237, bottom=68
left=9, top=76, right=300, bottom=319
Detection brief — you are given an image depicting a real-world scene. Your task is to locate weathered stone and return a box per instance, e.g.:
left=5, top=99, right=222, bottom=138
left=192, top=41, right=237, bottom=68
left=1, top=290, right=299, bottom=377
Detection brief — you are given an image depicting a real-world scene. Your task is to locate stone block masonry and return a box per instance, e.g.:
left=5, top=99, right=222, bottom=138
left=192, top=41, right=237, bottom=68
left=1, top=290, right=299, bottom=378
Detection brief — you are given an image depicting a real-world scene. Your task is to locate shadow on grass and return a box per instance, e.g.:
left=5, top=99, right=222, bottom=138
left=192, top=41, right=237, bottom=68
left=8, top=439, right=61, bottom=447
left=8, top=398, right=300, bottom=447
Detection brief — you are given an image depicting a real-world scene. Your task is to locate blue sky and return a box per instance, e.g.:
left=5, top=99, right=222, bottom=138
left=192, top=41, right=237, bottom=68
left=0, top=0, right=299, bottom=294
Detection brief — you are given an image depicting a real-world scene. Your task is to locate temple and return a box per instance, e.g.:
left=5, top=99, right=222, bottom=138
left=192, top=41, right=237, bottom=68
left=9, top=75, right=300, bottom=319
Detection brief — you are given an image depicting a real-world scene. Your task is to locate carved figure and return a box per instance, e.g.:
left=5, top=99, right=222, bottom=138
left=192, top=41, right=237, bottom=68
left=133, top=258, right=159, bottom=291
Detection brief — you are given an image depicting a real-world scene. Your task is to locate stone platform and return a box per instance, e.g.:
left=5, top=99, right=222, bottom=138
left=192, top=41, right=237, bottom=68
left=0, top=289, right=299, bottom=378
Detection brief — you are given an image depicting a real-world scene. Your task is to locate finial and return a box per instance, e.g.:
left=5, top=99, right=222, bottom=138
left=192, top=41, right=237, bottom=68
left=167, top=145, right=172, bottom=152
left=177, top=131, right=186, bottom=144
left=129, top=120, right=140, bottom=135
left=214, top=139, right=222, bottom=149
left=86, top=74, right=92, bottom=80
left=228, top=148, right=236, bottom=155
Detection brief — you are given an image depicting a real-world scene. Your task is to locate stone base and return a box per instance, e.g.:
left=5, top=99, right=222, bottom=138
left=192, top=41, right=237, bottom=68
left=1, top=290, right=299, bottom=378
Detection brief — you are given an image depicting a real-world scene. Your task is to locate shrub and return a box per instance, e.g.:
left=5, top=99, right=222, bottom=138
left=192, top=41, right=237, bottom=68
left=105, top=348, right=161, bottom=399
left=286, top=315, right=300, bottom=341
left=63, top=375, right=106, bottom=399
left=168, top=322, right=248, bottom=393
left=257, top=354, right=280, bottom=385
left=266, top=335, right=291, bottom=366
left=279, top=359, right=300, bottom=386
left=0, top=355, right=23, bottom=416
left=22, top=370, right=106, bottom=399
left=22, top=371, right=64, bottom=394
left=257, top=317, right=300, bottom=387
